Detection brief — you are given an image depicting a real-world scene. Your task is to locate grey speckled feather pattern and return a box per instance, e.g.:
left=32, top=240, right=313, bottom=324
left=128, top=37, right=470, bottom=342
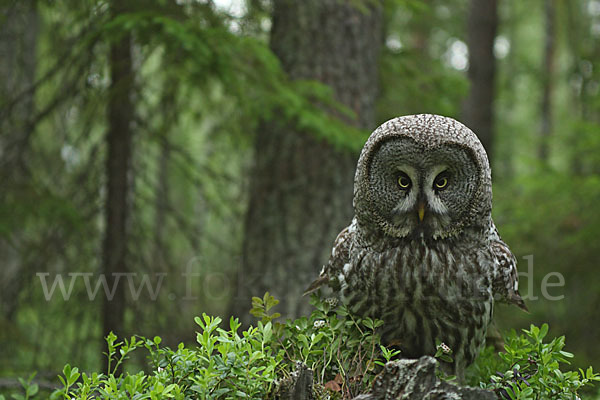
left=307, top=114, right=526, bottom=380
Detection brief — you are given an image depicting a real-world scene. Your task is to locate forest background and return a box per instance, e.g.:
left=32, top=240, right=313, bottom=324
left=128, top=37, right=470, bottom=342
left=1, top=0, right=600, bottom=393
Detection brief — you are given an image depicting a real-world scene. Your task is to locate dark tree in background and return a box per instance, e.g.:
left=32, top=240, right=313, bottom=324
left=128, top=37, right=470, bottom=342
left=463, top=0, right=498, bottom=160
left=539, top=0, right=555, bottom=162
left=232, top=0, right=383, bottom=322
left=101, top=0, right=134, bottom=356
left=0, top=0, right=38, bottom=322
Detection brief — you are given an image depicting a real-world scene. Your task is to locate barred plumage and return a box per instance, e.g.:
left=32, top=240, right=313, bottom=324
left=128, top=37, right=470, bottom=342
left=306, top=114, right=526, bottom=380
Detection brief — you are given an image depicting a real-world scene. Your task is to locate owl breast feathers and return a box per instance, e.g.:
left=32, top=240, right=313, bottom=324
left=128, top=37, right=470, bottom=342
left=306, top=114, right=526, bottom=379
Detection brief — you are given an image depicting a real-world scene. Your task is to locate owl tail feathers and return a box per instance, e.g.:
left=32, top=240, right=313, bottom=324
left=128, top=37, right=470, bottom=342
left=511, top=292, right=529, bottom=312
left=303, top=274, right=329, bottom=297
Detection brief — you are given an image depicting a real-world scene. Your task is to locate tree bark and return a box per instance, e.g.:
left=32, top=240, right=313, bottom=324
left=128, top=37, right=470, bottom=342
left=101, top=1, right=134, bottom=366
left=0, top=0, right=38, bottom=139
left=539, top=0, right=555, bottom=162
left=232, top=0, right=383, bottom=322
left=462, top=0, right=498, bottom=161
left=153, top=75, right=178, bottom=264
left=353, top=357, right=496, bottom=400
left=275, top=358, right=496, bottom=400
left=496, top=1, right=517, bottom=180
left=0, top=0, right=38, bottom=321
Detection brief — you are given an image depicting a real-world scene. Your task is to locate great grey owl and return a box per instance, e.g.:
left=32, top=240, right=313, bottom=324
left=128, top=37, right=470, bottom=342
left=306, top=114, right=526, bottom=379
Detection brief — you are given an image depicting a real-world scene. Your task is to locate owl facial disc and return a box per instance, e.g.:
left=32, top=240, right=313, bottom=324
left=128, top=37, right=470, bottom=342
left=353, top=114, right=492, bottom=240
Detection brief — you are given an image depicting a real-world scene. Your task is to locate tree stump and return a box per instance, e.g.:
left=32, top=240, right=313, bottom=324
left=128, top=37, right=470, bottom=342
left=276, top=357, right=496, bottom=400
left=353, top=356, right=496, bottom=400
left=275, top=362, right=315, bottom=400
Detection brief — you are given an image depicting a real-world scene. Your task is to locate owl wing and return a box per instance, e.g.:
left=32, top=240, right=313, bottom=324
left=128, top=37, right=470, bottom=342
left=489, top=222, right=528, bottom=311
left=303, top=222, right=353, bottom=296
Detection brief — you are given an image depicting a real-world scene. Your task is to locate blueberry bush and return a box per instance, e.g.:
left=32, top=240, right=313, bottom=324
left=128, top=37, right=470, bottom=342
left=3, top=294, right=598, bottom=400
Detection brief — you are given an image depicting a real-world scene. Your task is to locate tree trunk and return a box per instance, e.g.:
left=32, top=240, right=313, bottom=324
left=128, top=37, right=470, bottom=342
left=462, top=0, right=498, bottom=161
left=0, top=0, right=38, bottom=140
left=232, top=0, right=383, bottom=322
left=0, top=0, right=38, bottom=321
left=539, top=0, right=555, bottom=162
left=496, top=0, right=517, bottom=181
left=101, top=1, right=134, bottom=367
left=153, top=76, right=178, bottom=264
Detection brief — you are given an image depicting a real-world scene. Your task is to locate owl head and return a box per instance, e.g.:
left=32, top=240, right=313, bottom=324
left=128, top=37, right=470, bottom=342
left=354, top=114, right=492, bottom=240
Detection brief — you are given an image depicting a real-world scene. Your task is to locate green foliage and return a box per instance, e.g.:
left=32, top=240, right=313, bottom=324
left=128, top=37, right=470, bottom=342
left=4, top=295, right=598, bottom=400
left=493, top=170, right=600, bottom=370
left=249, top=292, right=282, bottom=323
left=468, top=323, right=600, bottom=399
left=191, top=314, right=282, bottom=398
left=99, top=5, right=367, bottom=152
left=5, top=373, right=39, bottom=400
left=377, top=0, right=469, bottom=122
left=6, top=316, right=282, bottom=399
left=2, top=294, right=392, bottom=399
left=251, top=292, right=391, bottom=397
left=434, top=340, right=454, bottom=365
left=276, top=295, right=386, bottom=397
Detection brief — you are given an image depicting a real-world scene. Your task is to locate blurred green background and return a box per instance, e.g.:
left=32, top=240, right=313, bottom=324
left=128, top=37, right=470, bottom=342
left=1, top=0, right=599, bottom=392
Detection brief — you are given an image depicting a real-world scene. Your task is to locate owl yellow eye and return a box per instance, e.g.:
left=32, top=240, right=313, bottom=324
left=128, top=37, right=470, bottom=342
left=434, top=174, right=449, bottom=190
left=397, top=173, right=411, bottom=190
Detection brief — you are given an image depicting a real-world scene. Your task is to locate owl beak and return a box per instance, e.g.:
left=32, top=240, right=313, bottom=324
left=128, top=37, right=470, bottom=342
left=417, top=202, right=425, bottom=222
